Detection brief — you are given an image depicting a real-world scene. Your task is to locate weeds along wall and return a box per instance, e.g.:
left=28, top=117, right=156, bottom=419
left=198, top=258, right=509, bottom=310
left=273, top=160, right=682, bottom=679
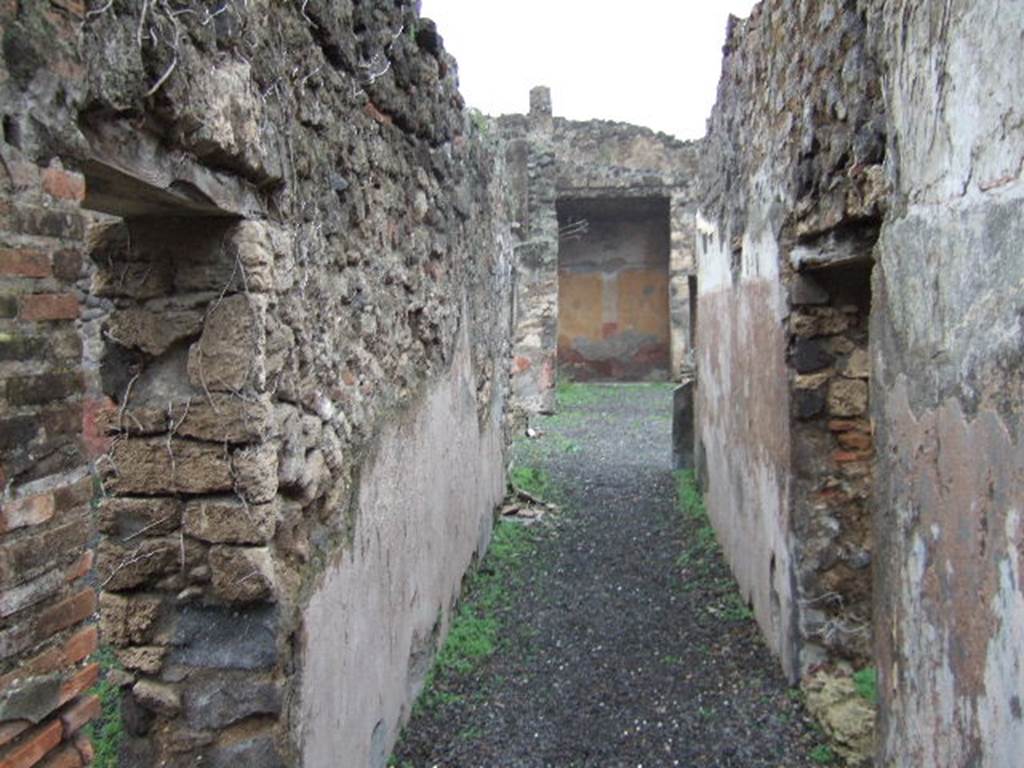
left=0, top=2, right=514, bottom=766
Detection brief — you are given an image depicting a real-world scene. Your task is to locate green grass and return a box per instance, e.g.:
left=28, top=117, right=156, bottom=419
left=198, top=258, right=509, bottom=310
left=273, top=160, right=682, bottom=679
left=853, top=666, right=878, bottom=705
left=509, top=465, right=552, bottom=499
left=555, top=379, right=606, bottom=408
left=674, top=471, right=756, bottom=623
left=809, top=744, right=837, bottom=764
left=83, top=646, right=123, bottom=768
left=412, top=520, right=536, bottom=715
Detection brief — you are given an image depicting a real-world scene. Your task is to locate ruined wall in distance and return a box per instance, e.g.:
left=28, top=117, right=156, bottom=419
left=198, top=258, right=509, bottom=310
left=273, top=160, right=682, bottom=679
left=0, top=2, right=513, bottom=766
left=497, top=102, right=701, bottom=408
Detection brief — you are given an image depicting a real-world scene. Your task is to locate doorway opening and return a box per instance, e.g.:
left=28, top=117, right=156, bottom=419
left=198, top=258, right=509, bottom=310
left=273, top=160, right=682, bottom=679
left=556, top=196, right=671, bottom=382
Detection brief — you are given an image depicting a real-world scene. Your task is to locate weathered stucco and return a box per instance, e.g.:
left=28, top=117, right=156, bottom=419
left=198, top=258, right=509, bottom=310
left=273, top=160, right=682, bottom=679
left=300, top=325, right=504, bottom=767
left=695, top=205, right=798, bottom=677
left=871, top=1, right=1024, bottom=761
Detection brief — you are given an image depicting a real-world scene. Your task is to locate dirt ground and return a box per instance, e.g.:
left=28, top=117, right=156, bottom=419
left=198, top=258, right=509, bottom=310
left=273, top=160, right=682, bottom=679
left=391, top=384, right=825, bottom=767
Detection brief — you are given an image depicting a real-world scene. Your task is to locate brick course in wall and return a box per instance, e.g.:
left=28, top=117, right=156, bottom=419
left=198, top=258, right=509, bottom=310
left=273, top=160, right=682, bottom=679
left=0, top=143, right=100, bottom=767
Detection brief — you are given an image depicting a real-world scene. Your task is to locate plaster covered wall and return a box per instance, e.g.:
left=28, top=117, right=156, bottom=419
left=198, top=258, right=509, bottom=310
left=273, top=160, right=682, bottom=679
left=696, top=0, right=884, bottom=681
left=694, top=209, right=798, bottom=676
left=870, top=0, right=1024, bottom=762
left=300, top=324, right=504, bottom=767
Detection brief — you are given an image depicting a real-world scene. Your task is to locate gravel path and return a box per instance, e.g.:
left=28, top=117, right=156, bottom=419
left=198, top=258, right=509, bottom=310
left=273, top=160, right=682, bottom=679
left=392, top=384, right=822, bottom=767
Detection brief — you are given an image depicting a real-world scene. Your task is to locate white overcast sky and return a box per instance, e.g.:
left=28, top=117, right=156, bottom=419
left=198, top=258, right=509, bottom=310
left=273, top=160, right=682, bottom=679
left=418, top=1, right=758, bottom=140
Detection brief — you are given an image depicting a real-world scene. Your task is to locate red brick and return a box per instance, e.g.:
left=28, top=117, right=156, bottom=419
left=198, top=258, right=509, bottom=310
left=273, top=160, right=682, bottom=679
left=0, top=720, right=62, bottom=768
left=0, top=517, right=91, bottom=587
left=61, top=624, right=97, bottom=665
left=64, top=550, right=93, bottom=584
left=0, top=248, right=50, bottom=278
left=0, top=493, right=55, bottom=534
left=81, top=397, right=114, bottom=459
left=57, top=664, right=98, bottom=707
left=833, top=449, right=873, bottom=464
left=827, top=418, right=870, bottom=433
left=35, top=745, right=81, bottom=768
left=18, top=294, right=78, bottom=322
left=0, top=723, right=29, bottom=752
left=58, top=695, right=99, bottom=737
left=837, top=431, right=873, bottom=451
left=70, top=734, right=90, bottom=765
left=0, top=646, right=63, bottom=691
left=40, top=167, right=85, bottom=203
left=35, top=589, right=96, bottom=639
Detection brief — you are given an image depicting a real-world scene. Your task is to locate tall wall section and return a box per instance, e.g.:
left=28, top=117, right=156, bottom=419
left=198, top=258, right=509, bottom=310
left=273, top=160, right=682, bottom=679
left=0, top=3, right=513, bottom=766
left=869, top=1, right=1024, bottom=763
left=696, top=0, right=885, bottom=681
left=699, top=0, right=1024, bottom=763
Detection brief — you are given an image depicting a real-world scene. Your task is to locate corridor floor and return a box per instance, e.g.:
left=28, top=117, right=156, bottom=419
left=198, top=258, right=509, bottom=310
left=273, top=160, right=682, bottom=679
left=392, top=383, right=823, bottom=767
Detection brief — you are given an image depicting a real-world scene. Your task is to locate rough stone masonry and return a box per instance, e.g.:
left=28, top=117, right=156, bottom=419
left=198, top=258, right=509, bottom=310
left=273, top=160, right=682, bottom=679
left=0, top=0, right=1022, bottom=767
left=1, top=2, right=513, bottom=766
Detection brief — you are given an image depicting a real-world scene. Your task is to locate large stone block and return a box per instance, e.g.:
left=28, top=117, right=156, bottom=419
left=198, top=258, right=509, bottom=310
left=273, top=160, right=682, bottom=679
left=187, top=295, right=266, bottom=393
left=170, top=604, right=277, bottom=670
left=107, top=438, right=233, bottom=496
left=184, top=673, right=282, bottom=730
left=183, top=497, right=275, bottom=545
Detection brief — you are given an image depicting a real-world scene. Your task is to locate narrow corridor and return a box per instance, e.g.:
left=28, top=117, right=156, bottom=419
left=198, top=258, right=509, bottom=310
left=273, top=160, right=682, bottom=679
left=393, top=384, right=823, bottom=767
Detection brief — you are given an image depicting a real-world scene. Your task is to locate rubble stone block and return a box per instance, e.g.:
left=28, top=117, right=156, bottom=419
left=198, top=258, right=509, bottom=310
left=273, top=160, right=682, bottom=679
left=105, top=306, right=204, bottom=356
left=97, top=497, right=183, bottom=539
left=99, top=592, right=162, bottom=647
left=828, top=378, right=868, bottom=417
left=231, top=443, right=278, bottom=504
left=209, top=546, right=275, bottom=603
left=187, top=294, right=266, bottom=393
left=114, top=646, right=167, bottom=675
left=132, top=679, right=181, bottom=717
left=95, top=538, right=180, bottom=592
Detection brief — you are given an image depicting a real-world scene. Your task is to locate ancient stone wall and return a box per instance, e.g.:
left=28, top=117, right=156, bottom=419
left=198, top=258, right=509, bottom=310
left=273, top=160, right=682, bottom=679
left=0, top=2, right=513, bottom=766
left=699, top=0, right=1024, bottom=763
left=868, top=0, right=1024, bottom=763
left=498, top=94, right=700, bottom=407
left=696, top=0, right=884, bottom=682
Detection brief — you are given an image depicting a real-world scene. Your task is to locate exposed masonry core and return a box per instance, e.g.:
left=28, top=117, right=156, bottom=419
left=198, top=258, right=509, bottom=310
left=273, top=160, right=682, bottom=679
left=556, top=197, right=671, bottom=382
left=1, top=1, right=1022, bottom=767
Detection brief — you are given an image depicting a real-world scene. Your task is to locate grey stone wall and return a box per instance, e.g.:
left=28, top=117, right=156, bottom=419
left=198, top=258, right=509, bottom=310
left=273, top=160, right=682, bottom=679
left=0, top=2, right=513, bottom=765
